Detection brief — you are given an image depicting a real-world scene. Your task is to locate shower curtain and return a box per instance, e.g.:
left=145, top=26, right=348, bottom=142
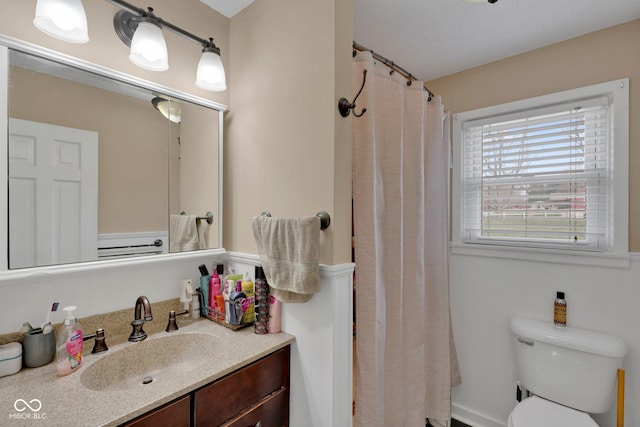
left=353, top=51, right=461, bottom=427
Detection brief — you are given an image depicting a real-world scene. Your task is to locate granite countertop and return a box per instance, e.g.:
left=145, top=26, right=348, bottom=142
left=0, top=319, right=294, bottom=426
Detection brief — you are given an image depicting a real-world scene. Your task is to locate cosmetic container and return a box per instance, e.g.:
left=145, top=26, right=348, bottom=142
left=0, top=342, right=22, bottom=377
left=554, top=291, right=567, bottom=327
left=191, top=294, right=201, bottom=319
left=254, top=266, right=269, bottom=334
left=200, top=275, right=210, bottom=315
left=268, top=295, right=281, bottom=333
left=241, top=272, right=255, bottom=324
left=209, top=271, right=220, bottom=310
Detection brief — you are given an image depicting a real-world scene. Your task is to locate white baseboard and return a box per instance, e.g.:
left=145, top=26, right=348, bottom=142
left=452, top=403, right=507, bottom=427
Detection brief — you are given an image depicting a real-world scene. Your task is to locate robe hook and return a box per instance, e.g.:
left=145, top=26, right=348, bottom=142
left=338, top=69, right=367, bottom=118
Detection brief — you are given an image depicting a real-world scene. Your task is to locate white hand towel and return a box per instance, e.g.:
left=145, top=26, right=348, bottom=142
left=170, top=214, right=206, bottom=252
left=251, top=215, right=321, bottom=303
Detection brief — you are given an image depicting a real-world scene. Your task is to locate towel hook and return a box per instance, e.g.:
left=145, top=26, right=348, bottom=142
left=260, top=211, right=331, bottom=231
left=338, top=69, right=367, bottom=118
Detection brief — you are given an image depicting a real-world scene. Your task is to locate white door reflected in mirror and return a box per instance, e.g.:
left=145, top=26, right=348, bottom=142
left=9, top=119, right=98, bottom=268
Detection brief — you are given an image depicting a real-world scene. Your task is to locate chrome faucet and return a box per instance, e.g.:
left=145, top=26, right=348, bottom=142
left=129, top=296, right=153, bottom=342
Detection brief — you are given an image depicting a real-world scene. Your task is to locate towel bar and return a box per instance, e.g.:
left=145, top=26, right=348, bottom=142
left=180, top=211, right=214, bottom=225
left=260, top=210, right=331, bottom=231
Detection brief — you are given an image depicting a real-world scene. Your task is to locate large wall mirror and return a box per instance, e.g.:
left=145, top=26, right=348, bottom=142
left=1, top=39, right=225, bottom=270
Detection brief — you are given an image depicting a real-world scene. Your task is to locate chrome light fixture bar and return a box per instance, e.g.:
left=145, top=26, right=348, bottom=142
left=33, top=0, right=227, bottom=91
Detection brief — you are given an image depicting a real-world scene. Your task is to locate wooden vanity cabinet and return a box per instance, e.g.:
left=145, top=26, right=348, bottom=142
left=121, top=395, right=190, bottom=427
left=121, top=345, right=290, bottom=427
left=195, top=345, right=290, bottom=426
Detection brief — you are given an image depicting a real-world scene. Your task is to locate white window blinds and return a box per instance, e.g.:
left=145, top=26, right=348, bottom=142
left=461, top=96, right=611, bottom=250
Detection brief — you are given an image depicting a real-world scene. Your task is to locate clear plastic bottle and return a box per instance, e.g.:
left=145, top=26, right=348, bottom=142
left=56, top=306, right=84, bottom=376
left=554, top=292, right=567, bottom=327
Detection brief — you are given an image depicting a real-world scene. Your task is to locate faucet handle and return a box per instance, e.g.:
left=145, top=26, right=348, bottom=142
left=166, top=310, right=178, bottom=332
left=165, top=309, right=189, bottom=332
left=84, top=328, right=109, bottom=354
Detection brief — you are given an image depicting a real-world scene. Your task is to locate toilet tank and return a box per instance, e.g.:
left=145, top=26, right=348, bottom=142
left=510, top=316, right=627, bottom=413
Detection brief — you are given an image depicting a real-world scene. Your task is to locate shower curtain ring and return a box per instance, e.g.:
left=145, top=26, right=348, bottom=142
left=338, top=69, right=367, bottom=118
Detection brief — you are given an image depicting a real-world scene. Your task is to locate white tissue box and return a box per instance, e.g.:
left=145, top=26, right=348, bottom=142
left=0, top=342, right=22, bottom=377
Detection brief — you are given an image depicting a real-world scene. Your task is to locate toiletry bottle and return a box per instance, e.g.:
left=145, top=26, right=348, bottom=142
left=56, top=306, right=84, bottom=376
left=268, top=295, right=281, bottom=333
left=191, top=293, right=201, bottom=319
left=198, top=264, right=210, bottom=316
left=209, top=270, right=220, bottom=310
left=254, top=266, right=269, bottom=334
left=180, top=279, right=193, bottom=312
left=554, top=291, right=567, bottom=327
left=241, top=272, right=255, bottom=324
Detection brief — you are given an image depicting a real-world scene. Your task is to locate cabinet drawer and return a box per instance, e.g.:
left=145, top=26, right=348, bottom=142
left=221, top=387, right=288, bottom=427
left=121, top=395, right=190, bottom=427
left=195, top=346, right=290, bottom=426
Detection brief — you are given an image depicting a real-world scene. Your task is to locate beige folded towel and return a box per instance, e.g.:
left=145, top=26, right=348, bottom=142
left=251, top=215, right=321, bottom=303
left=170, top=214, right=206, bottom=252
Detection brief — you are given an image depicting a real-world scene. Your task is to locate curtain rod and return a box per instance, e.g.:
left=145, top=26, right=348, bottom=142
left=353, top=41, right=434, bottom=101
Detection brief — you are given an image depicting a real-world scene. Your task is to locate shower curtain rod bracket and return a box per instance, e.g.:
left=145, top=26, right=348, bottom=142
left=353, top=41, right=435, bottom=101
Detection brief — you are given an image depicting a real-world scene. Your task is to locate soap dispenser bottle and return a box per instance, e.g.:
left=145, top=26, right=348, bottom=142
left=56, top=306, right=84, bottom=376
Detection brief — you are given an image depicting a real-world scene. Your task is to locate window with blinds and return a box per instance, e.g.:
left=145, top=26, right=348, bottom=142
left=461, top=96, right=611, bottom=251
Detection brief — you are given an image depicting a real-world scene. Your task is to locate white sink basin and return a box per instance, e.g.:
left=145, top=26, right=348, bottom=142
left=80, top=332, right=217, bottom=392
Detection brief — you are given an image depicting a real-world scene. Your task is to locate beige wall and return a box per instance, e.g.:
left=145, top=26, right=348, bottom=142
left=0, top=0, right=229, bottom=107
left=427, top=19, right=640, bottom=251
left=179, top=102, right=220, bottom=248
left=226, top=0, right=353, bottom=264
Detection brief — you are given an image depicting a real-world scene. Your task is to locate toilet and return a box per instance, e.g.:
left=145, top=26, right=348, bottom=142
left=508, top=316, right=628, bottom=427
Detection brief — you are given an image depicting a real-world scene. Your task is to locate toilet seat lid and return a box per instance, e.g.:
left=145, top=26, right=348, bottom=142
left=510, top=396, right=598, bottom=427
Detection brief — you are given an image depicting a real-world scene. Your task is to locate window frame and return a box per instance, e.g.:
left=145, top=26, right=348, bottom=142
left=452, top=79, right=629, bottom=264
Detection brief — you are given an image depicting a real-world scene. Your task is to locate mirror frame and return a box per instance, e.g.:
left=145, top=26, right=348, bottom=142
left=0, top=35, right=227, bottom=279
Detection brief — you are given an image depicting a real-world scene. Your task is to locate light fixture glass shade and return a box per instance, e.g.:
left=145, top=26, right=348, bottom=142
left=196, top=51, right=227, bottom=91
left=33, top=0, right=89, bottom=43
left=129, top=21, right=169, bottom=72
left=151, top=97, right=181, bottom=123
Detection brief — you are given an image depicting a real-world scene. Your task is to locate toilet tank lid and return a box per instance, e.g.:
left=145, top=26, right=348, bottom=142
left=510, top=317, right=628, bottom=358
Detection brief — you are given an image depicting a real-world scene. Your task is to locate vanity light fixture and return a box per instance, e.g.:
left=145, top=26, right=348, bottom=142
left=33, top=0, right=89, bottom=43
left=151, top=97, right=181, bottom=123
left=110, top=0, right=226, bottom=90
left=196, top=39, right=227, bottom=91
left=34, top=0, right=227, bottom=91
left=114, top=8, right=169, bottom=71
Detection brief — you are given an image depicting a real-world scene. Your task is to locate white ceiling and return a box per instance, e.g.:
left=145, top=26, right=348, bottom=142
left=354, top=0, right=640, bottom=81
left=200, top=0, right=255, bottom=18
left=200, top=0, right=640, bottom=81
